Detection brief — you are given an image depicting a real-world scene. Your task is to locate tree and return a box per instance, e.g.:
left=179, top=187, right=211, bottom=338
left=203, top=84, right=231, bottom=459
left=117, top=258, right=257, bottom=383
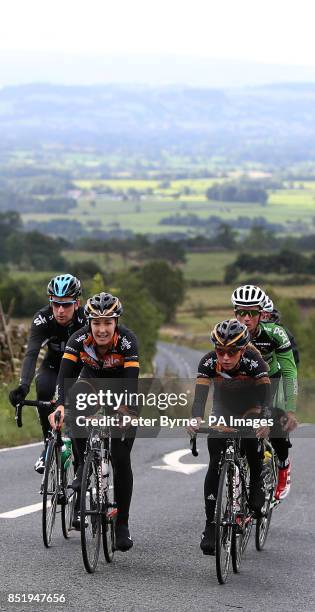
left=138, top=260, right=186, bottom=323
left=5, top=231, right=66, bottom=270
left=214, top=223, right=237, bottom=249
left=114, top=273, right=163, bottom=373
left=148, top=239, right=186, bottom=264
left=242, top=226, right=277, bottom=251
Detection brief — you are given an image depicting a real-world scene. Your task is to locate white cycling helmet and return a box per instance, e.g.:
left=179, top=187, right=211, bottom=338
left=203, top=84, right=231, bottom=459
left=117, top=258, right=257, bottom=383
left=262, top=296, right=274, bottom=312
left=231, top=285, right=266, bottom=309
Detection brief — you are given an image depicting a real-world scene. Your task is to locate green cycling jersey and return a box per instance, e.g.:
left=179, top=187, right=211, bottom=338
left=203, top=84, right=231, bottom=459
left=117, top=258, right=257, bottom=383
left=251, top=321, right=298, bottom=412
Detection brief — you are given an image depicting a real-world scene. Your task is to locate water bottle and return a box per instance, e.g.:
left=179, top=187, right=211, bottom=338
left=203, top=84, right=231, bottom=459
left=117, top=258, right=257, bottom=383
left=264, top=449, right=272, bottom=464
left=61, top=437, right=72, bottom=469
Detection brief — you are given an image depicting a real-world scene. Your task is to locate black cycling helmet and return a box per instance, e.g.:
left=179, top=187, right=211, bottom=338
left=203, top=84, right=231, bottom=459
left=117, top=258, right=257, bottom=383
left=211, top=319, right=250, bottom=349
left=47, top=274, right=81, bottom=299
left=84, top=292, right=123, bottom=319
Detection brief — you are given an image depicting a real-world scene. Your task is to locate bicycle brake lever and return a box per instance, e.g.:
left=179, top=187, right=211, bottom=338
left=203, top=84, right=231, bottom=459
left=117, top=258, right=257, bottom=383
left=190, top=436, right=198, bottom=457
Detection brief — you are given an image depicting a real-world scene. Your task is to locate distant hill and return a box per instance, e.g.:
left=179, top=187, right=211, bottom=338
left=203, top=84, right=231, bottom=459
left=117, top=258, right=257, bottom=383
left=1, top=82, right=315, bottom=162
left=1, top=52, right=315, bottom=88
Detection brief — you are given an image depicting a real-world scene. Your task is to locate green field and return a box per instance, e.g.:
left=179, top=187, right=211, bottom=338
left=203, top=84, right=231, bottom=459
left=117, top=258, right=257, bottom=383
left=21, top=178, right=315, bottom=235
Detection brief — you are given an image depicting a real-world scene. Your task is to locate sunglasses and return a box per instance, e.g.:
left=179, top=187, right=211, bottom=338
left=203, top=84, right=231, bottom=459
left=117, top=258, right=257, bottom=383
left=216, top=346, right=241, bottom=357
left=50, top=299, right=76, bottom=309
left=235, top=309, right=260, bottom=318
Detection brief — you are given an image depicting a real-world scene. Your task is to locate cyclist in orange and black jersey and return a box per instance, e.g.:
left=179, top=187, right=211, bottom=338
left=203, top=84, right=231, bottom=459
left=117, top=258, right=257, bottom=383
left=50, top=292, right=139, bottom=552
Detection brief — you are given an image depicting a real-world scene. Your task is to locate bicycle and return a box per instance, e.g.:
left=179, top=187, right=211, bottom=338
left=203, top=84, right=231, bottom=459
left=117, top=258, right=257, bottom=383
left=191, top=426, right=254, bottom=584
left=79, top=423, right=118, bottom=574
left=255, top=438, right=279, bottom=551
left=15, top=400, right=76, bottom=547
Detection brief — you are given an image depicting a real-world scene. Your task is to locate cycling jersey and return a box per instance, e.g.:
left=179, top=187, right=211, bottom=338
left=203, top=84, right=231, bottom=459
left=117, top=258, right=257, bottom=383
left=192, top=345, right=270, bottom=419
left=55, top=324, right=139, bottom=406
left=20, top=305, right=86, bottom=390
left=251, top=322, right=298, bottom=412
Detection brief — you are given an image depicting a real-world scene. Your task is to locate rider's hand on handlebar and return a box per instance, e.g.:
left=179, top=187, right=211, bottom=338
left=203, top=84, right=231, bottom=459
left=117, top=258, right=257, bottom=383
left=9, top=384, right=29, bottom=407
left=116, top=405, right=138, bottom=429
left=187, top=417, right=202, bottom=435
left=48, top=405, right=64, bottom=430
left=256, top=425, right=270, bottom=439
left=282, top=411, right=298, bottom=433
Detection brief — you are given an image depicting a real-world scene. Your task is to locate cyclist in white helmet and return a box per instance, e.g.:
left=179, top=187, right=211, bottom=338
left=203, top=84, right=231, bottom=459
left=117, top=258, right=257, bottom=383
left=231, top=285, right=298, bottom=500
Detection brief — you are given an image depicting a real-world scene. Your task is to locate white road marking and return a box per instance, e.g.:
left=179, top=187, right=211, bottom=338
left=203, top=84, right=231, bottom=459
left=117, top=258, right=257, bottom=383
left=0, top=501, right=47, bottom=519
left=152, top=448, right=207, bottom=475
left=0, top=441, right=42, bottom=453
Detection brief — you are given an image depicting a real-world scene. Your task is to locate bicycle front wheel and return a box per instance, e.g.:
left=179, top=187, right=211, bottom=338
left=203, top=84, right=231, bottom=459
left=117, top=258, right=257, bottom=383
left=231, top=471, right=253, bottom=574
left=61, top=458, right=76, bottom=539
left=215, top=462, right=233, bottom=584
left=102, top=453, right=117, bottom=563
left=42, top=440, right=58, bottom=548
left=80, top=452, right=102, bottom=573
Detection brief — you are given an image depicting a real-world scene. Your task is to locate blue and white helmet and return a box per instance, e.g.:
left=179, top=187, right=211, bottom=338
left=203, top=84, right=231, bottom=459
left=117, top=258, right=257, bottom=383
left=47, top=274, right=81, bottom=299
left=231, top=285, right=266, bottom=309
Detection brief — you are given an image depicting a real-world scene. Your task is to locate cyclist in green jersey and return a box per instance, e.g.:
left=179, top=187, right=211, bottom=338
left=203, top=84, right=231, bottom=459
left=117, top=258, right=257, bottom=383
left=232, top=285, right=298, bottom=500
left=261, top=296, right=300, bottom=367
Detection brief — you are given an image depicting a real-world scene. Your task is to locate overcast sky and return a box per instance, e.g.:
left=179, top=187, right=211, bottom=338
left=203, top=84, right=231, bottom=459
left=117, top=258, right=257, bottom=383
left=1, top=0, right=315, bottom=66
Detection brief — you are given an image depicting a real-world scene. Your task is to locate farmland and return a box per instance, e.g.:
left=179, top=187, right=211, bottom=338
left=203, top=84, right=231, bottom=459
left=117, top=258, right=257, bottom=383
left=19, top=176, right=315, bottom=236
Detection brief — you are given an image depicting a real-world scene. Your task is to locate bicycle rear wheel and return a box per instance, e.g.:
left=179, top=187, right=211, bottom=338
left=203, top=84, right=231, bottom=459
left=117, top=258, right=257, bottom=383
left=61, top=458, right=76, bottom=539
left=42, top=440, right=58, bottom=548
left=215, top=462, right=233, bottom=584
left=102, top=453, right=117, bottom=563
left=80, top=452, right=102, bottom=573
left=256, top=508, right=272, bottom=550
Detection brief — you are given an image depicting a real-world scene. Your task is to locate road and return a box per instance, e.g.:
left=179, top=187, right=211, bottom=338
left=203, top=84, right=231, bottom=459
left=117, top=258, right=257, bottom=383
left=0, top=343, right=314, bottom=612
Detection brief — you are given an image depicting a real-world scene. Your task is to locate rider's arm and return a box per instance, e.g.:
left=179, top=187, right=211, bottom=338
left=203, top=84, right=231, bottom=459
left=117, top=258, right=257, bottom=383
left=122, top=332, right=140, bottom=414
left=20, top=312, right=48, bottom=390
left=276, top=349, right=298, bottom=412
left=254, top=362, right=271, bottom=412
left=54, top=340, right=81, bottom=406
left=191, top=377, right=211, bottom=418
left=273, top=326, right=298, bottom=412
left=191, top=353, right=214, bottom=418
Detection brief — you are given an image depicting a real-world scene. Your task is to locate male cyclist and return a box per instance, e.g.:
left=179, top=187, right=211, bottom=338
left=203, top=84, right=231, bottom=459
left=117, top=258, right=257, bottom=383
left=188, top=319, right=271, bottom=555
left=49, top=292, right=139, bottom=552
left=232, top=285, right=298, bottom=500
left=9, top=274, right=85, bottom=473
left=261, top=296, right=300, bottom=367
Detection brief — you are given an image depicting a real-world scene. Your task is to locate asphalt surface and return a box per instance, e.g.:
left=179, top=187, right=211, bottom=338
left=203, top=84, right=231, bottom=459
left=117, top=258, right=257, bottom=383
left=1, top=343, right=314, bottom=612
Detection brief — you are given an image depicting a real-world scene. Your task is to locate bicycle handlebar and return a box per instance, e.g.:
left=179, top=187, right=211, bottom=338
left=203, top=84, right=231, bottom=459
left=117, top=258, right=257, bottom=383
left=15, top=400, right=55, bottom=428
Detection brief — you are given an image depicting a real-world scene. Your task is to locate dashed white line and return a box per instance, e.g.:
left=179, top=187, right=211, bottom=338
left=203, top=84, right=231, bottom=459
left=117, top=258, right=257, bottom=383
left=0, top=502, right=46, bottom=519
left=0, top=441, right=42, bottom=453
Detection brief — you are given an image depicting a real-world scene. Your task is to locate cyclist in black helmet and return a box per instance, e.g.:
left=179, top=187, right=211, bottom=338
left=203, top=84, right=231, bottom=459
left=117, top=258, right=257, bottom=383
left=9, top=274, right=85, bottom=473
left=49, top=292, right=139, bottom=552
left=188, top=319, right=271, bottom=555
